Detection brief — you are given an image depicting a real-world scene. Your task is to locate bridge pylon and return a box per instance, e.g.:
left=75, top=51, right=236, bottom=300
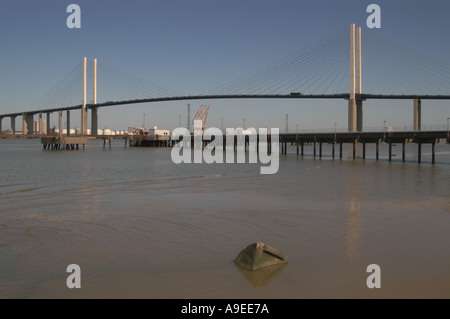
left=348, top=24, right=363, bottom=133
left=91, top=58, right=98, bottom=135
left=81, top=57, right=88, bottom=136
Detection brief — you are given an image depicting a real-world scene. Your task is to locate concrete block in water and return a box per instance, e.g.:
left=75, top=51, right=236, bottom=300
left=235, top=242, right=288, bottom=270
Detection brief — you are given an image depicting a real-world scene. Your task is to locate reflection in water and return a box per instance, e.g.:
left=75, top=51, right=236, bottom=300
left=344, top=197, right=360, bottom=261
left=236, top=263, right=287, bottom=288
left=344, top=168, right=362, bottom=261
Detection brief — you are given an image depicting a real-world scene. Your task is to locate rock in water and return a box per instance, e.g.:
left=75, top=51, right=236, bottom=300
left=235, top=242, right=288, bottom=270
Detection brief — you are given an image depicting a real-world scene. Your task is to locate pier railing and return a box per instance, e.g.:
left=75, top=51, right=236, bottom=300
left=283, top=124, right=447, bottom=134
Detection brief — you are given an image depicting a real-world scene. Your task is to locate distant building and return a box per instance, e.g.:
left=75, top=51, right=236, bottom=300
left=33, top=120, right=47, bottom=134
left=148, top=126, right=170, bottom=138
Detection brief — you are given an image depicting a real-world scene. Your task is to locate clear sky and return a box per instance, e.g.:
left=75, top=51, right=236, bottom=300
left=0, top=0, right=449, bottom=132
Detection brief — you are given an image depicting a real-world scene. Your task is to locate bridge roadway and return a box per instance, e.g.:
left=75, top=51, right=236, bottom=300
left=2, top=93, right=450, bottom=118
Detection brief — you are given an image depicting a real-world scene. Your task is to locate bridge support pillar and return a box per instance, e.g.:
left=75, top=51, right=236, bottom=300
left=413, top=99, right=421, bottom=131
left=348, top=99, right=357, bottom=132
left=47, top=112, right=52, bottom=134
left=22, top=113, right=33, bottom=135
left=355, top=26, right=363, bottom=132
left=66, top=111, right=71, bottom=136
left=47, top=113, right=51, bottom=134
left=58, top=110, right=63, bottom=138
left=356, top=100, right=363, bottom=132
left=81, top=57, right=87, bottom=136
left=0, top=117, right=2, bottom=133
left=81, top=109, right=87, bottom=136
left=38, top=113, right=43, bottom=134
left=10, top=116, right=16, bottom=134
left=91, top=107, right=98, bottom=135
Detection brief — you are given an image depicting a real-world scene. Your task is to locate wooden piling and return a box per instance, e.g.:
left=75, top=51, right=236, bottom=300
left=363, top=142, right=366, bottom=159
left=376, top=140, right=379, bottom=160
left=432, top=141, right=435, bottom=164
left=352, top=140, right=356, bottom=159
left=402, top=140, right=406, bottom=162
left=389, top=140, right=392, bottom=161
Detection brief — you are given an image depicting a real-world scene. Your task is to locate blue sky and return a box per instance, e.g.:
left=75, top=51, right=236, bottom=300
left=0, top=0, right=449, bottom=131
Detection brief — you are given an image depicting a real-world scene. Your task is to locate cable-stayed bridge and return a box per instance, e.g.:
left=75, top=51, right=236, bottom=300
left=0, top=24, right=449, bottom=163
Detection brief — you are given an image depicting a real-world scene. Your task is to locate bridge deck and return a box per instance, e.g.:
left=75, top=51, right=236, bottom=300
left=2, top=93, right=450, bottom=117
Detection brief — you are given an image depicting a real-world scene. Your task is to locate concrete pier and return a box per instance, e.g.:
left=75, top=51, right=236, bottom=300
left=38, top=113, right=43, bottom=134
left=356, top=100, right=363, bottom=132
left=91, top=107, right=98, bottom=135
left=92, top=58, right=98, bottom=135
left=414, top=99, right=421, bottom=131
left=0, top=117, right=2, bottom=133
left=22, top=113, right=33, bottom=135
left=46, top=113, right=51, bottom=134
left=58, top=111, right=62, bottom=138
left=356, top=27, right=363, bottom=132
left=66, top=111, right=71, bottom=136
left=348, top=24, right=357, bottom=133
left=348, top=102, right=357, bottom=132
left=81, top=57, right=88, bottom=136
left=10, top=116, right=16, bottom=134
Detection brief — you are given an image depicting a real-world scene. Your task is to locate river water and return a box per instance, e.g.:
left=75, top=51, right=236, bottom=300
left=0, top=138, right=449, bottom=298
